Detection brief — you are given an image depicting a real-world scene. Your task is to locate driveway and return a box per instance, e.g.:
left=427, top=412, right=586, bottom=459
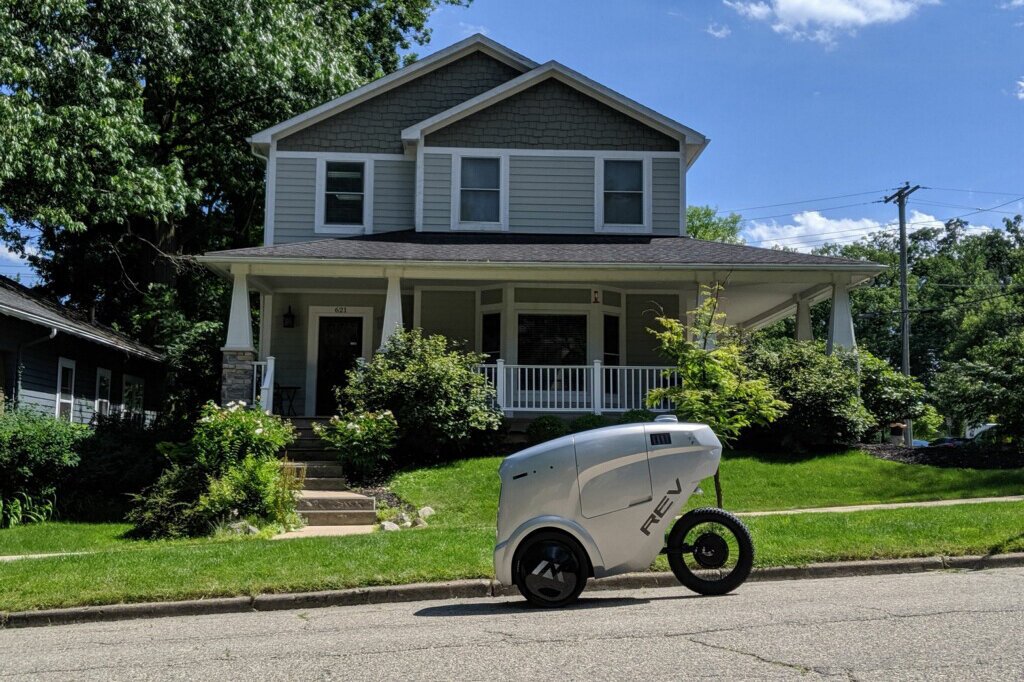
left=2, top=567, right=1022, bottom=680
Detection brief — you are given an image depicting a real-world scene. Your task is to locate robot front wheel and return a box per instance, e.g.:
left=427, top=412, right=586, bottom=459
left=666, top=507, right=755, bottom=596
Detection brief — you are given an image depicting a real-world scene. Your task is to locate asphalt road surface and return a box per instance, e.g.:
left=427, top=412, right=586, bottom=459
left=2, top=567, right=1022, bottom=680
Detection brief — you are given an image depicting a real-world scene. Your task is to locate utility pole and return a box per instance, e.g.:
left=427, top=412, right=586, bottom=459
left=884, top=182, right=921, bottom=447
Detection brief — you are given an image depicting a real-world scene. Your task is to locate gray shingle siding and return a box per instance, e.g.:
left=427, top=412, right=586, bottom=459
left=272, top=157, right=317, bottom=244
left=277, top=52, right=523, bottom=154
left=422, top=153, right=452, bottom=229
left=652, top=157, right=681, bottom=235
left=373, top=160, right=416, bottom=233
left=508, top=156, right=595, bottom=233
left=423, top=79, right=680, bottom=151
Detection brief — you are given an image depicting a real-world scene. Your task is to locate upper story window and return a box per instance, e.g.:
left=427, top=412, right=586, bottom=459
left=602, top=160, right=643, bottom=226
left=324, top=162, right=364, bottom=225
left=460, top=157, right=500, bottom=223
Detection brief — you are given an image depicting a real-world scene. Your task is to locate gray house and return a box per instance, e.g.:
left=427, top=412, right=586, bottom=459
left=199, top=35, right=881, bottom=418
left=0, top=276, right=164, bottom=424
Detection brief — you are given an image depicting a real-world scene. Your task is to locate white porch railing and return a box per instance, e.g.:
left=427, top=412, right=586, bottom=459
left=252, top=356, right=275, bottom=414
left=477, top=360, right=677, bottom=414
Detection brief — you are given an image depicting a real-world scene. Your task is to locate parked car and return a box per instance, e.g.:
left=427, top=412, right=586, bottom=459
left=912, top=439, right=929, bottom=448
left=929, top=437, right=967, bottom=448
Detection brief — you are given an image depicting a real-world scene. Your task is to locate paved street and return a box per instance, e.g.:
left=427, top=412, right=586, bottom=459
left=2, top=567, right=1022, bottom=680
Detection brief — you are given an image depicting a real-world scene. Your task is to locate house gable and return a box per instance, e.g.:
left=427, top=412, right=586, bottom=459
left=423, top=78, right=679, bottom=151
left=277, top=51, right=525, bottom=154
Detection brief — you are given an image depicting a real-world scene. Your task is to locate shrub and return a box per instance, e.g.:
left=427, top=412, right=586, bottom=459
left=341, top=328, right=501, bottom=466
left=569, top=414, right=613, bottom=432
left=58, top=414, right=169, bottom=521
left=526, top=415, right=570, bottom=445
left=744, top=341, right=874, bottom=451
left=314, top=409, right=398, bottom=484
left=618, top=409, right=657, bottom=424
left=0, top=409, right=87, bottom=511
left=858, top=351, right=926, bottom=430
left=1, top=493, right=56, bottom=528
left=128, top=402, right=297, bottom=538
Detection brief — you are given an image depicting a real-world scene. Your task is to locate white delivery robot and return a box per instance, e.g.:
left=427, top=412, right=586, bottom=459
left=494, top=416, right=754, bottom=607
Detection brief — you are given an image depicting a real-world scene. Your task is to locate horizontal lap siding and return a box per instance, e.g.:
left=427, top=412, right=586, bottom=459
left=373, top=160, right=415, bottom=233
left=273, top=158, right=317, bottom=244
left=422, top=153, right=452, bottom=230
left=652, top=157, right=681, bottom=236
left=509, top=156, right=595, bottom=233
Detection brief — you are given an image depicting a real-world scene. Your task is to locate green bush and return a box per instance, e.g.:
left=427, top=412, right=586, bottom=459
left=314, top=409, right=398, bottom=484
left=1, top=492, right=56, bottom=528
left=341, top=328, right=501, bottom=467
left=618, top=409, right=657, bottom=424
left=526, top=415, right=570, bottom=445
left=58, top=414, right=169, bottom=521
left=744, top=341, right=874, bottom=451
left=0, top=409, right=87, bottom=521
left=569, top=414, right=613, bottom=432
left=858, top=351, right=926, bottom=429
left=128, top=402, right=297, bottom=538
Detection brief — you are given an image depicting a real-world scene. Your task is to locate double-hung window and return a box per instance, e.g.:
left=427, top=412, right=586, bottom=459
left=458, top=157, right=502, bottom=226
left=123, top=375, right=144, bottom=419
left=323, top=161, right=365, bottom=227
left=56, top=357, right=76, bottom=421
left=95, top=367, right=112, bottom=417
left=601, top=159, right=646, bottom=230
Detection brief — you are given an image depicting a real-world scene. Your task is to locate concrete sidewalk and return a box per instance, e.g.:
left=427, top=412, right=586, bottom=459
left=735, top=494, right=1024, bottom=517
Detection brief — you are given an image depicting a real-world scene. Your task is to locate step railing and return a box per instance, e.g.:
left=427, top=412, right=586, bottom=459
left=251, top=356, right=275, bottom=414
left=477, top=361, right=677, bottom=414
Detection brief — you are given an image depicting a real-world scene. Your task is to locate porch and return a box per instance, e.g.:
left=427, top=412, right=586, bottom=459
left=199, top=232, right=882, bottom=419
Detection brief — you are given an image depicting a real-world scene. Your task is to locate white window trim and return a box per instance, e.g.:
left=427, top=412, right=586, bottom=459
left=314, top=155, right=375, bottom=235
left=304, top=305, right=374, bottom=417
left=55, top=357, right=76, bottom=421
left=595, top=155, right=652, bottom=234
left=122, top=374, right=145, bottom=417
left=95, top=367, right=112, bottom=417
left=450, top=152, right=509, bottom=231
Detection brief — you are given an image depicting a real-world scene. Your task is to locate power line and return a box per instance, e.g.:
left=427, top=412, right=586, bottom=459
left=923, top=186, right=1024, bottom=197
left=913, top=199, right=1022, bottom=215
left=720, top=188, right=896, bottom=213
left=738, top=200, right=883, bottom=225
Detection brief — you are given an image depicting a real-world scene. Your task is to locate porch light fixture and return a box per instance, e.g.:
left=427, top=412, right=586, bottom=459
left=282, top=306, right=296, bottom=329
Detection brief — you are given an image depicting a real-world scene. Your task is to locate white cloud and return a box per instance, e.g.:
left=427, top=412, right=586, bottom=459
left=723, top=0, right=939, bottom=45
left=1016, top=77, right=1024, bottom=100
left=706, top=22, right=733, bottom=38
left=741, top=209, right=993, bottom=251
left=1001, top=0, right=1024, bottom=8
left=457, top=22, right=489, bottom=37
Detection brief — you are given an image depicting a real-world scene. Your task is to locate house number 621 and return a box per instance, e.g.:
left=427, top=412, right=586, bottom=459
left=334, top=306, right=348, bottom=313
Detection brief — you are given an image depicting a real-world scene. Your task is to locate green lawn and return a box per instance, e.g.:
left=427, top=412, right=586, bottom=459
left=1, top=449, right=1022, bottom=613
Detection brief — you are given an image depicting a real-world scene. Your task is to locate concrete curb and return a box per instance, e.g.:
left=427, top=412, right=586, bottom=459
left=4, top=553, right=1023, bottom=629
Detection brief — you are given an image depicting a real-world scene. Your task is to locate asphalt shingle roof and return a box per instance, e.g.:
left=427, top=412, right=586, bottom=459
left=204, top=231, right=879, bottom=268
left=0, top=277, right=162, bottom=361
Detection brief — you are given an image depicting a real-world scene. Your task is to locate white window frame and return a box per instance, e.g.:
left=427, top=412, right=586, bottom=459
left=122, top=374, right=145, bottom=417
left=55, top=357, right=76, bottom=421
left=595, top=155, right=652, bottom=234
left=314, top=156, right=375, bottom=235
left=95, top=367, right=112, bottom=417
left=451, top=152, right=509, bottom=231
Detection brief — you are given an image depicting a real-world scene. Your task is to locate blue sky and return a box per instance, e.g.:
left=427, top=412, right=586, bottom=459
left=3, top=0, right=1022, bottom=283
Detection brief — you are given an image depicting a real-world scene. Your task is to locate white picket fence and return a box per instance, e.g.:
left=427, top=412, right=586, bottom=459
left=476, top=361, right=677, bottom=414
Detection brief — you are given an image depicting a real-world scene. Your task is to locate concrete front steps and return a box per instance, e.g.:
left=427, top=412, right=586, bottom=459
left=279, top=418, right=376, bottom=535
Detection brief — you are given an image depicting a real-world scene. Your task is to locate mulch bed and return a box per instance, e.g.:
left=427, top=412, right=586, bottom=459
left=861, top=443, right=1024, bottom=470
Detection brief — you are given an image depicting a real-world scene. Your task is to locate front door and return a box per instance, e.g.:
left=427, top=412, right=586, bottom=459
left=315, top=316, right=364, bottom=415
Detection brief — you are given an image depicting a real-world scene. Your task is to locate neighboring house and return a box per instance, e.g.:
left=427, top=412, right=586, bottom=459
left=0, top=276, right=164, bottom=424
left=199, top=35, right=883, bottom=418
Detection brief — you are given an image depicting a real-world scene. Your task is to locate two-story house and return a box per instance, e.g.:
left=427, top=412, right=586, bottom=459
left=199, top=35, right=881, bottom=418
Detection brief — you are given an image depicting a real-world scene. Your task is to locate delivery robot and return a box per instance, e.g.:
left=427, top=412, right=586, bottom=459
left=494, top=415, right=754, bottom=607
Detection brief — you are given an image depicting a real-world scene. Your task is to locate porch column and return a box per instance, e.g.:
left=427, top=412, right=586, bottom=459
left=380, top=274, right=403, bottom=349
left=826, top=279, right=856, bottom=354
left=221, top=266, right=257, bottom=405
left=795, top=296, right=813, bottom=342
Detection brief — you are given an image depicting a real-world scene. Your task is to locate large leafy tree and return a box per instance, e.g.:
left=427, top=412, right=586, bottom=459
left=0, top=0, right=464, bottom=421
left=686, top=205, right=744, bottom=243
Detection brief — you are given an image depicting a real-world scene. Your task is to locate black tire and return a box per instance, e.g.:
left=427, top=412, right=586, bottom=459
left=666, top=507, right=754, bottom=596
left=512, top=530, right=589, bottom=608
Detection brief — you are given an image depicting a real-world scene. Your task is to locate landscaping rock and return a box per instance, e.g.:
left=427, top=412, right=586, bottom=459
left=395, top=513, right=411, bottom=525
left=379, top=521, right=400, bottom=532
left=412, top=518, right=428, bottom=528
left=418, top=506, right=435, bottom=519
left=401, top=522, right=412, bottom=528
left=227, top=521, right=259, bottom=536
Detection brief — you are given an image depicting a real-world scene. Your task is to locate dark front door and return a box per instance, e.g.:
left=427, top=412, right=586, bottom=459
left=316, top=316, right=364, bottom=415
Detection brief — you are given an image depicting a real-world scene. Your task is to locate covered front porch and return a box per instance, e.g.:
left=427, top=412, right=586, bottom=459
left=201, top=237, right=876, bottom=419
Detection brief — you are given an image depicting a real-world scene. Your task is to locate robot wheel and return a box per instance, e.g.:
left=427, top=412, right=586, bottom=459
left=512, top=530, right=589, bottom=608
left=665, top=507, right=755, bottom=596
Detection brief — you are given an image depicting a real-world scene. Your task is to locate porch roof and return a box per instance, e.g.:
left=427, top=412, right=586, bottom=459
left=201, top=232, right=882, bottom=271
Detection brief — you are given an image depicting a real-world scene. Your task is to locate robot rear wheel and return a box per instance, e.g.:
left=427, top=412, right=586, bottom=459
left=666, top=507, right=754, bottom=596
left=512, top=530, right=589, bottom=608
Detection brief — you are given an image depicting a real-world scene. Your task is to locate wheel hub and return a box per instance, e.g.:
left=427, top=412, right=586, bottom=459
left=692, top=531, right=729, bottom=569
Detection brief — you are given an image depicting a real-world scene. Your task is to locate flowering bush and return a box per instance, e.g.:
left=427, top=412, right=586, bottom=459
left=314, top=410, right=398, bottom=483
left=187, top=401, right=295, bottom=472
